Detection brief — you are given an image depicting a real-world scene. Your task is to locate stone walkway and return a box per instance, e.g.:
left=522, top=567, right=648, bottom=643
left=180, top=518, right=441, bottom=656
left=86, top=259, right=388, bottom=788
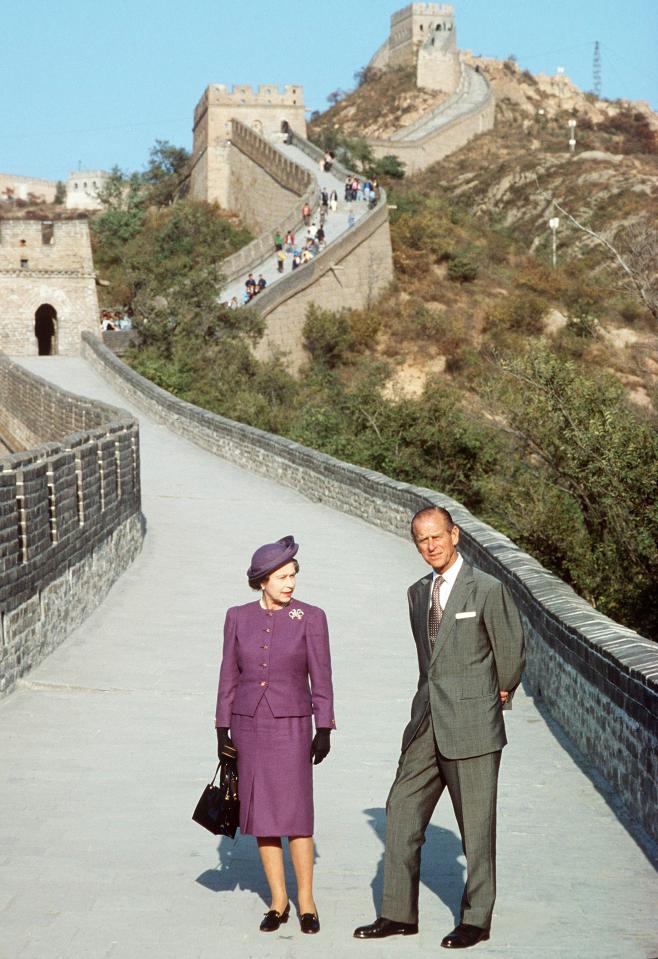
left=1, top=357, right=657, bottom=959
left=221, top=140, right=369, bottom=304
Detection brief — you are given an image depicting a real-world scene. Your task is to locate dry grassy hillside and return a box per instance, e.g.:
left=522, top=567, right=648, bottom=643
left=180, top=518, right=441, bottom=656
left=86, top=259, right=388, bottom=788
left=310, top=57, right=658, bottom=411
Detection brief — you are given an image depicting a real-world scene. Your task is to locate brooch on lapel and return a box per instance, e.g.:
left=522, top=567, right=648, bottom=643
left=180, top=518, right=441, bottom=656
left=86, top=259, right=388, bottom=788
left=289, top=608, right=304, bottom=620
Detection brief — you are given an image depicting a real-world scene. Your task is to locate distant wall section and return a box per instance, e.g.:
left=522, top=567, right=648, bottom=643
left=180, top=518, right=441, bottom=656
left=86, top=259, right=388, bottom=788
left=0, top=174, right=56, bottom=204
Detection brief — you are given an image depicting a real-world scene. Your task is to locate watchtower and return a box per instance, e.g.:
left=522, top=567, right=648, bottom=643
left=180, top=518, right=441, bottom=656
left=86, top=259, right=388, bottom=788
left=0, top=220, right=99, bottom=355
left=189, top=84, right=307, bottom=206
left=372, top=3, right=461, bottom=94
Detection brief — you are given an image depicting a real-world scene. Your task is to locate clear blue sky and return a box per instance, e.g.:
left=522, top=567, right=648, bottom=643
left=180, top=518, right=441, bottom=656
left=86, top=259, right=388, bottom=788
left=1, top=0, right=655, bottom=182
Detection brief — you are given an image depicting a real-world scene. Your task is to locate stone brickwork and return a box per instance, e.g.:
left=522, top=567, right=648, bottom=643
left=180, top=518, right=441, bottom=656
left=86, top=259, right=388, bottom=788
left=226, top=121, right=313, bottom=234
left=0, top=354, right=143, bottom=697
left=0, top=220, right=100, bottom=355
left=82, top=330, right=658, bottom=841
left=189, top=117, right=313, bottom=235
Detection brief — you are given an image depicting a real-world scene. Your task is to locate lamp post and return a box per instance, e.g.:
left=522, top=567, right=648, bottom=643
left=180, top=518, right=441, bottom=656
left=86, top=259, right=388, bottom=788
left=568, top=118, right=577, bottom=153
left=549, top=217, right=560, bottom=268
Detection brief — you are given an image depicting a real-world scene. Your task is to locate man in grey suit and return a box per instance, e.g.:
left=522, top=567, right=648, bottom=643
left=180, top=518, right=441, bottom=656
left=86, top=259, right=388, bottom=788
left=354, top=505, right=525, bottom=949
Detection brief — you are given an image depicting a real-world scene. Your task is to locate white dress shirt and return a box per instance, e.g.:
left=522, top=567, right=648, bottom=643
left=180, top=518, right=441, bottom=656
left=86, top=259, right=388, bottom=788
left=431, top=552, right=463, bottom=611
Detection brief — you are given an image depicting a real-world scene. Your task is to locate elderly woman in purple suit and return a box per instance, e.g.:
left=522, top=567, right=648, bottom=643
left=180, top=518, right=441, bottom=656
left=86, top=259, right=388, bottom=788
left=215, top=535, right=336, bottom=936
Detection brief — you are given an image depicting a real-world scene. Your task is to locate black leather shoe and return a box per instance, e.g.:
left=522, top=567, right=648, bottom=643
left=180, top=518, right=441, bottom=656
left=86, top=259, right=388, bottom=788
left=260, top=902, right=290, bottom=932
left=353, top=916, right=419, bottom=939
left=441, top=923, right=490, bottom=949
left=300, top=912, right=320, bottom=934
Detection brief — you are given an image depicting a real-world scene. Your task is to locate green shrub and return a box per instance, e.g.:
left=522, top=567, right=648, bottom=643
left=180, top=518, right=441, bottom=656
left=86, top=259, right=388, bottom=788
left=487, top=293, right=547, bottom=334
left=447, top=248, right=479, bottom=283
left=303, top=305, right=355, bottom=367
left=566, top=312, right=600, bottom=338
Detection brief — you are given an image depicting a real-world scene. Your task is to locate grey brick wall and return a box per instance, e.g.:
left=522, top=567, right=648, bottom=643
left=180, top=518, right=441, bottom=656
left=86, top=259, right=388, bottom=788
left=82, top=332, right=658, bottom=840
left=0, top=354, right=143, bottom=697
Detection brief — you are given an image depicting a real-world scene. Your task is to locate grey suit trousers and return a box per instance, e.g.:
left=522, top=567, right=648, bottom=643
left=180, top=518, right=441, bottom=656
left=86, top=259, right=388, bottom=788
left=381, top=712, right=500, bottom=929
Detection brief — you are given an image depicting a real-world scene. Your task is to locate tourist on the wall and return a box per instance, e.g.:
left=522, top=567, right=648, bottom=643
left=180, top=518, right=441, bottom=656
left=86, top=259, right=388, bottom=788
left=245, top=273, right=257, bottom=298
left=302, top=202, right=312, bottom=226
left=284, top=229, right=295, bottom=252
left=258, top=274, right=267, bottom=293
left=274, top=231, right=283, bottom=252
left=329, top=189, right=338, bottom=213
left=214, top=536, right=335, bottom=935
left=276, top=249, right=286, bottom=273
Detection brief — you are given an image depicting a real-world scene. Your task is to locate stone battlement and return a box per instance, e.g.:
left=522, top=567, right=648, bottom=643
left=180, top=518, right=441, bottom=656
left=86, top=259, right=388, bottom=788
left=194, top=83, right=304, bottom=128
left=391, top=3, right=454, bottom=25
left=0, top=220, right=94, bottom=273
left=0, top=355, right=143, bottom=697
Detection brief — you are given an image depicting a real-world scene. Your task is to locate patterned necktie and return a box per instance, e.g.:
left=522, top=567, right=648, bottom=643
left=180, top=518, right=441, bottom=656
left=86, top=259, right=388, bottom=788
left=429, top=575, right=445, bottom=647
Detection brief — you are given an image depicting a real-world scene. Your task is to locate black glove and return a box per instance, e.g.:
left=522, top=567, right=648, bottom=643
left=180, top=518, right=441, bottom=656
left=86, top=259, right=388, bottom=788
left=216, top=727, right=233, bottom=760
left=310, top=728, right=331, bottom=765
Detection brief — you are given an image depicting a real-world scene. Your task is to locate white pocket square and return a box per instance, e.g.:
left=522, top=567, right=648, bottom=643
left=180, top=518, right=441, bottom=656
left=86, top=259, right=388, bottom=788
left=455, top=611, right=477, bottom=619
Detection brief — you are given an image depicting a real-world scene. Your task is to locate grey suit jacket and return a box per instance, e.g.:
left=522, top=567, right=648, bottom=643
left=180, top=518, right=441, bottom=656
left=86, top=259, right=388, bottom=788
left=402, top=560, right=525, bottom=759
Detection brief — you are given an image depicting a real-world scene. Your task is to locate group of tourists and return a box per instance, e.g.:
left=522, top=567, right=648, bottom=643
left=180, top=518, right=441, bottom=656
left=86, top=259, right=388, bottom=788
left=344, top=175, right=380, bottom=209
left=273, top=221, right=326, bottom=274
left=233, top=171, right=376, bottom=305
left=237, top=273, right=267, bottom=305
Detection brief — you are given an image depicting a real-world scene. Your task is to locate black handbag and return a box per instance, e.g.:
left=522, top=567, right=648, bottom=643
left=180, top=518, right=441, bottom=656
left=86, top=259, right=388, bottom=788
left=192, top=745, right=240, bottom=837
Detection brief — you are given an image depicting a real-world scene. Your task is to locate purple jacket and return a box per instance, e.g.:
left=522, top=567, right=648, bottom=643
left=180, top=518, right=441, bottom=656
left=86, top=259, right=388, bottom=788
left=215, top=599, right=336, bottom=730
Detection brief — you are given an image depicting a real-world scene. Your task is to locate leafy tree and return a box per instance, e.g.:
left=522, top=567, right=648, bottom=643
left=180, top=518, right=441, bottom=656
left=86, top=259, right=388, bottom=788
left=91, top=167, right=146, bottom=285
left=143, top=139, right=191, bottom=206
left=373, top=154, right=406, bottom=179
left=488, top=345, right=658, bottom=634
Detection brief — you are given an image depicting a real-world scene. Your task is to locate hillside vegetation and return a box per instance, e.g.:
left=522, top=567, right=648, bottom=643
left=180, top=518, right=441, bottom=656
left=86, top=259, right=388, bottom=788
left=87, top=68, right=658, bottom=639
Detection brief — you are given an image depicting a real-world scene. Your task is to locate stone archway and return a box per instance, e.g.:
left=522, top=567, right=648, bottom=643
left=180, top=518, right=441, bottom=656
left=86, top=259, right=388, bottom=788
left=34, top=303, right=57, bottom=355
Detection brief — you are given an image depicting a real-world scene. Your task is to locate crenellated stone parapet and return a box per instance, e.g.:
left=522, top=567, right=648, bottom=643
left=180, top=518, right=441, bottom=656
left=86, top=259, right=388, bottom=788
left=0, top=355, right=143, bottom=697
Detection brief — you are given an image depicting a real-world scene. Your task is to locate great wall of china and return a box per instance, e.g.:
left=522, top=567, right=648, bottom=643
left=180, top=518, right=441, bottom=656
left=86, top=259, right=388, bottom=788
left=1, top=3, right=656, bottom=844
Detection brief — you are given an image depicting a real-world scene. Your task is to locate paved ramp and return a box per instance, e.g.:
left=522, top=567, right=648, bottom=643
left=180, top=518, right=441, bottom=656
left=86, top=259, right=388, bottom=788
left=221, top=140, right=369, bottom=305
left=1, top=357, right=656, bottom=959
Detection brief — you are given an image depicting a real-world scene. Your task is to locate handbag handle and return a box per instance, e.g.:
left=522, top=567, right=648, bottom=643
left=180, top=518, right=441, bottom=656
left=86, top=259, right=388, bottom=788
left=209, top=762, right=221, bottom=786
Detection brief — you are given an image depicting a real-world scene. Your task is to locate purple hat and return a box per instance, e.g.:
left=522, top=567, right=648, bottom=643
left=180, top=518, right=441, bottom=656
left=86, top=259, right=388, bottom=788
left=247, top=535, right=299, bottom=582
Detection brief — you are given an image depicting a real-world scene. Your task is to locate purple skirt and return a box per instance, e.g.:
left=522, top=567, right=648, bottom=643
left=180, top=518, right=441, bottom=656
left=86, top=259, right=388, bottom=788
left=231, top=697, right=313, bottom=837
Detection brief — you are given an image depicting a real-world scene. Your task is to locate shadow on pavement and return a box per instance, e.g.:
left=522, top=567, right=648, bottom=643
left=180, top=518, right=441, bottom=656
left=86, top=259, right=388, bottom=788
left=364, top=807, right=464, bottom=922
left=523, top=679, right=658, bottom=868
left=196, top=834, right=316, bottom=904
left=196, top=834, right=269, bottom=902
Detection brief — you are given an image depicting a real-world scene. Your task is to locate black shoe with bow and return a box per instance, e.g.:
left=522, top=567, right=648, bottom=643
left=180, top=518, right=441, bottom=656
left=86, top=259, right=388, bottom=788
left=353, top=916, right=419, bottom=939
left=300, top=912, right=320, bottom=934
left=441, top=923, right=490, bottom=949
left=259, top=902, right=290, bottom=932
